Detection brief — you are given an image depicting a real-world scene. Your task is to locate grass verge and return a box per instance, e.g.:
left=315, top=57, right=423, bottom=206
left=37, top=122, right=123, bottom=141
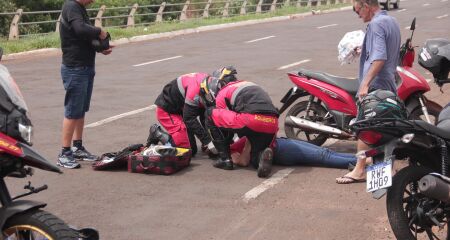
left=0, top=3, right=349, bottom=54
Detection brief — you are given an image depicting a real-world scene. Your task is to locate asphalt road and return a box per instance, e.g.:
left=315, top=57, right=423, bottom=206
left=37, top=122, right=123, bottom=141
left=2, top=0, right=450, bottom=239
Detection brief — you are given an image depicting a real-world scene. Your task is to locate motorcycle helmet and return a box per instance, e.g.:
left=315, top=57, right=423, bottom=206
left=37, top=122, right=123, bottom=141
left=200, top=76, right=220, bottom=104
left=418, top=38, right=450, bottom=86
left=212, top=66, right=238, bottom=85
left=91, top=32, right=111, bottom=52
left=200, top=66, right=238, bottom=103
left=357, top=89, right=407, bottom=121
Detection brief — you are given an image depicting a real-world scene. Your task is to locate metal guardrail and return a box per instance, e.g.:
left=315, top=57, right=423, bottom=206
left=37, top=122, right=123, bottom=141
left=1, top=0, right=350, bottom=40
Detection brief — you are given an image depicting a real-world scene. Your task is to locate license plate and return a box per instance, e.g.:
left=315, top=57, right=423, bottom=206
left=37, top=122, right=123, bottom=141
left=366, top=160, right=392, bottom=192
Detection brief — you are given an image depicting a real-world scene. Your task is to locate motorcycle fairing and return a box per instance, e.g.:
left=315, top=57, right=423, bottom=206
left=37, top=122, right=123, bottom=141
left=0, top=132, right=22, bottom=157
left=278, top=87, right=309, bottom=114
left=288, top=72, right=357, bottom=115
left=396, top=66, right=431, bottom=100
left=18, top=142, right=61, bottom=173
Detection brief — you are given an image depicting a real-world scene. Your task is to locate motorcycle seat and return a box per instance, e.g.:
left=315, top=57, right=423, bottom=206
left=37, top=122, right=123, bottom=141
left=412, top=120, right=450, bottom=140
left=297, top=68, right=359, bottom=96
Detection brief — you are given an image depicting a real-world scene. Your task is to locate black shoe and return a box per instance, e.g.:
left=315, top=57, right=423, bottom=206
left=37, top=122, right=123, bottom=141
left=147, top=124, right=172, bottom=146
left=257, top=148, right=273, bottom=178
left=147, top=124, right=162, bottom=145
left=213, top=159, right=234, bottom=170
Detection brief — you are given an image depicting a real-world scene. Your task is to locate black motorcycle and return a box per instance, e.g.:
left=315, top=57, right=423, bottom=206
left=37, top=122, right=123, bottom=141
left=351, top=38, right=450, bottom=239
left=0, top=48, right=99, bottom=240
left=353, top=116, right=450, bottom=239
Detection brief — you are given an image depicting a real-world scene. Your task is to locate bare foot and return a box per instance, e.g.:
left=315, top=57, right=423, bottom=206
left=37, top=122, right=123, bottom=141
left=336, top=171, right=366, bottom=184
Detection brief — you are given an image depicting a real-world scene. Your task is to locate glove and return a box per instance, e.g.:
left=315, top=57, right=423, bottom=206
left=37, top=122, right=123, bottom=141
left=206, top=142, right=218, bottom=154
left=202, top=142, right=219, bottom=159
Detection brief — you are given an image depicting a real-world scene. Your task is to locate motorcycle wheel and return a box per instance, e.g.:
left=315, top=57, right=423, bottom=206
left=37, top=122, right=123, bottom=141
left=393, top=0, right=399, bottom=9
left=3, top=209, right=77, bottom=240
left=409, top=101, right=442, bottom=125
left=284, top=101, right=330, bottom=146
left=387, top=166, right=450, bottom=240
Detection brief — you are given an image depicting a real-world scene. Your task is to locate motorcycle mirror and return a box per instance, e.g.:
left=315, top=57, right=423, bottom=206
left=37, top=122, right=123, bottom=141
left=0, top=47, right=3, bottom=61
left=410, top=18, right=416, bottom=31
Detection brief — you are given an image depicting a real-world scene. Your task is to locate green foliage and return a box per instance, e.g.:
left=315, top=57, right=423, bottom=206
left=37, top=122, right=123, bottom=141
left=0, top=3, right=349, bottom=54
left=0, top=0, right=16, bottom=36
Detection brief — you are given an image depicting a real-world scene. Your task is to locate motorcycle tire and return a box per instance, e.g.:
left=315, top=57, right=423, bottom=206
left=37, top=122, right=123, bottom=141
left=409, top=101, right=442, bottom=125
left=393, top=0, right=399, bottom=9
left=384, top=0, right=391, bottom=10
left=3, top=209, right=77, bottom=240
left=284, top=101, right=330, bottom=146
left=386, top=166, right=450, bottom=240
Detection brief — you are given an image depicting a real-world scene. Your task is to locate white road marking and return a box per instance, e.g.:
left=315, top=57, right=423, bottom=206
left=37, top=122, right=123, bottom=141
left=317, top=24, right=338, bottom=29
left=245, top=35, right=275, bottom=43
left=397, top=9, right=407, bottom=12
left=423, top=3, right=430, bottom=6
left=242, top=168, right=295, bottom=203
left=426, top=78, right=432, bottom=83
left=437, top=14, right=448, bottom=19
left=133, top=55, right=183, bottom=67
left=405, top=26, right=411, bottom=30
left=277, top=59, right=311, bottom=70
left=85, top=105, right=156, bottom=128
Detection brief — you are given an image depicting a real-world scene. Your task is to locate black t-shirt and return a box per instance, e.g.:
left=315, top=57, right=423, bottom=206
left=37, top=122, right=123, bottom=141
left=60, top=0, right=101, bottom=67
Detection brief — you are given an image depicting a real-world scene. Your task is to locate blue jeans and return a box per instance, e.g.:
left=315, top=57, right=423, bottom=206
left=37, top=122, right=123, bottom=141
left=274, top=138, right=356, bottom=169
left=61, top=65, right=95, bottom=119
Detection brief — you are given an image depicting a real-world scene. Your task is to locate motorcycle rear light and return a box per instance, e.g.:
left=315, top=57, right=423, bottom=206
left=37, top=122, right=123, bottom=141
left=357, top=130, right=383, bottom=145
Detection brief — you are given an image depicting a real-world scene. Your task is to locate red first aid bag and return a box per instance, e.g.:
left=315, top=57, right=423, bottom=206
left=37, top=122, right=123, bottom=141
left=127, top=146, right=191, bottom=175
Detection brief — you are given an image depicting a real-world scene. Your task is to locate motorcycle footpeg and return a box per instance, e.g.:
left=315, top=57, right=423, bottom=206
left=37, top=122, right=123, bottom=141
left=70, top=226, right=99, bottom=240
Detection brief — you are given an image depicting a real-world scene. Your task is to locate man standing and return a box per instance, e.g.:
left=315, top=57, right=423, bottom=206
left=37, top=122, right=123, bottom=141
left=58, top=0, right=113, bottom=169
left=336, top=0, right=400, bottom=183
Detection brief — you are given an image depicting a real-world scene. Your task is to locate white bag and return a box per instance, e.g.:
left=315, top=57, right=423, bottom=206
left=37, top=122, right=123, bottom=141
left=338, top=30, right=365, bottom=65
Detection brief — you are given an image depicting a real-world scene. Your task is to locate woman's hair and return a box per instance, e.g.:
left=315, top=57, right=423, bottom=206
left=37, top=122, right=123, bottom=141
left=355, top=0, right=379, bottom=6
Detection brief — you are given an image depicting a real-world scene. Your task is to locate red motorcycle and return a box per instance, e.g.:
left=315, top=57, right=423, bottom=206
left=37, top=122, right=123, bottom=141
left=278, top=18, right=442, bottom=146
left=0, top=48, right=98, bottom=239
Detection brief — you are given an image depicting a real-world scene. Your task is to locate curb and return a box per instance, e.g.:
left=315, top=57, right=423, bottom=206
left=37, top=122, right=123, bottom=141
left=3, top=5, right=352, bottom=61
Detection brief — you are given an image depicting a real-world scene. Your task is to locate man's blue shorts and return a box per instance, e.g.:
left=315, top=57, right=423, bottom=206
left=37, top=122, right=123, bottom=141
left=61, top=65, right=95, bottom=119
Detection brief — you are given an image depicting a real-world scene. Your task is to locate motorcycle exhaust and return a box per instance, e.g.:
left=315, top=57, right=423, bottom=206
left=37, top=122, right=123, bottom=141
left=285, top=116, right=352, bottom=137
left=419, top=174, right=450, bottom=203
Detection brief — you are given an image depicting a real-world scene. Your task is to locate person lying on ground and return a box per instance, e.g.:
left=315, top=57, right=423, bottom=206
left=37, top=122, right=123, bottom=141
left=230, top=137, right=357, bottom=170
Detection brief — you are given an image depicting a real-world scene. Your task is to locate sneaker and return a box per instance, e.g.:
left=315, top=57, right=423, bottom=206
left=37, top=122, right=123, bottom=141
left=57, top=152, right=81, bottom=169
left=257, top=148, right=273, bottom=178
left=72, top=146, right=98, bottom=162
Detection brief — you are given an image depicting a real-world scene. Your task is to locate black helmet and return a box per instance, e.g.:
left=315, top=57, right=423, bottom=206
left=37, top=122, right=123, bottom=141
left=91, top=32, right=111, bottom=52
left=200, top=66, right=238, bottom=103
left=357, top=90, right=407, bottom=121
left=212, top=66, right=237, bottom=85
left=200, top=76, right=221, bottom=103
left=418, top=38, right=450, bottom=86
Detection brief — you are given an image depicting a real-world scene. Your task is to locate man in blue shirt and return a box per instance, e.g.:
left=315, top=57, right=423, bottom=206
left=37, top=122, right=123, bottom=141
left=336, top=0, right=400, bottom=184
